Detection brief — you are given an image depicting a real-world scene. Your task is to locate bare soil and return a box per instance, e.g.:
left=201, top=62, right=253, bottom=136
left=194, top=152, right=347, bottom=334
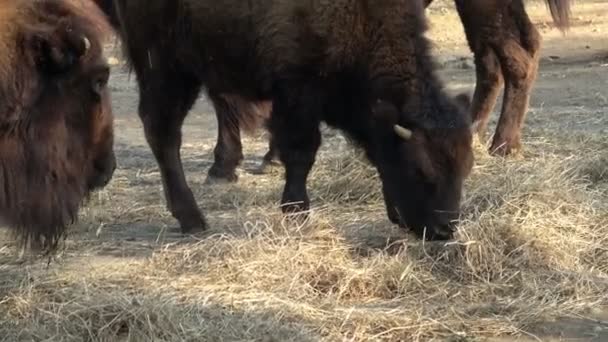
left=1, top=1, right=607, bottom=341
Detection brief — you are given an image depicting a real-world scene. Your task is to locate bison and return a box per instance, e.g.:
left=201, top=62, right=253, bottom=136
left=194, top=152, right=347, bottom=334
left=95, top=0, right=475, bottom=240
left=193, top=0, right=573, bottom=183
left=0, top=0, right=115, bottom=252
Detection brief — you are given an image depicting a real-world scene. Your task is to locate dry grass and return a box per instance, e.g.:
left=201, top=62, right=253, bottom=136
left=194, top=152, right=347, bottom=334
left=1, top=127, right=607, bottom=341
left=2, top=2, right=608, bottom=341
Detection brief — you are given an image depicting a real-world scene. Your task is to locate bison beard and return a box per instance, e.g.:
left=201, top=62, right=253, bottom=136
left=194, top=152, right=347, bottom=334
left=97, top=0, right=475, bottom=240
left=0, top=0, right=114, bottom=253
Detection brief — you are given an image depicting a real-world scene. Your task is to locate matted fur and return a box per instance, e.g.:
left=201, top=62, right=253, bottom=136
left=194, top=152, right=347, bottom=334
left=0, top=0, right=114, bottom=253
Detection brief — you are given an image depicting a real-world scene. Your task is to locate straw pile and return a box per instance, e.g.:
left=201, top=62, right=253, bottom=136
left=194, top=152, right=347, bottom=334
left=1, top=1, right=607, bottom=340
left=1, top=124, right=607, bottom=340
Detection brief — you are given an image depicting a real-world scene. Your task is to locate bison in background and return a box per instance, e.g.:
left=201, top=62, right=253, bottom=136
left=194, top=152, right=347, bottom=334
left=0, top=0, right=115, bottom=252
left=95, top=0, right=475, bottom=240
left=425, top=0, right=572, bottom=156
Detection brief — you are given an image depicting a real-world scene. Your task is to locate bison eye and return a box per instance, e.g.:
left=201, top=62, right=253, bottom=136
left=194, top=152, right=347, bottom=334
left=93, top=78, right=106, bottom=94
left=91, top=67, right=110, bottom=96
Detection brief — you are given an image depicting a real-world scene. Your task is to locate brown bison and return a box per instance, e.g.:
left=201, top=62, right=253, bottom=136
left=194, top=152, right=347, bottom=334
left=189, top=0, right=573, bottom=183
left=209, top=0, right=570, bottom=181
left=0, top=0, right=115, bottom=252
left=95, top=0, right=475, bottom=240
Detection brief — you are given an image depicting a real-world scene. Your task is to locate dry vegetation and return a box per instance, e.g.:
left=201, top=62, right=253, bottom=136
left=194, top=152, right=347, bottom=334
left=1, top=1, right=607, bottom=341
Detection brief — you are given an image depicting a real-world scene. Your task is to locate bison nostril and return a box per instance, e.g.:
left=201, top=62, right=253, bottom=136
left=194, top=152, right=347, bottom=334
left=434, top=210, right=459, bottom=226
left=94, top=162, right=106, bottom=175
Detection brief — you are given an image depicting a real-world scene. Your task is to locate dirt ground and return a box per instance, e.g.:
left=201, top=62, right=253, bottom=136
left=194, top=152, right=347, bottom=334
left=1, top=1, right=607, bottom=341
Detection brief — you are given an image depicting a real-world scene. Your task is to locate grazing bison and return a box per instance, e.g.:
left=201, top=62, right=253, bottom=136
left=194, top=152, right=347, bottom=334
left=0, top=0, right=115, bottom=252
left=201, top=0, right=573, bottom=182
left=95, top=0, right=475, bottom=240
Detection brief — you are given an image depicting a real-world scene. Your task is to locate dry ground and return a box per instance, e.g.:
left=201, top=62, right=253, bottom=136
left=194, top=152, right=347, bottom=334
left=1, top=1, right=607, bottom=341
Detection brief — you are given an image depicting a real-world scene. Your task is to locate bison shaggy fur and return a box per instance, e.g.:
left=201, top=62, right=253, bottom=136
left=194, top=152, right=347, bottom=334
left=96, top=0, right=475, bottom=240
left=0, top=0, right=115, bottom=252
left=200, top=0, right=573, bottom=182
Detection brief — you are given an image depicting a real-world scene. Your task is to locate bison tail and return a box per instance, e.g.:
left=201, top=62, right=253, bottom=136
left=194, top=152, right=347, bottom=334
left=220, top=95, right=273, bottom=136
left=544, top=0, right=572, bottom=32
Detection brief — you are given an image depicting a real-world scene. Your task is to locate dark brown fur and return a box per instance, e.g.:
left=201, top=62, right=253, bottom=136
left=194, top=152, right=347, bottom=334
left=140, top=0, right=572, bottom=184
left=96, top=0, right=475, bottom=240
left=0, top=0, right=115, bottom=252
left=425, top=0, right=571, bottom=155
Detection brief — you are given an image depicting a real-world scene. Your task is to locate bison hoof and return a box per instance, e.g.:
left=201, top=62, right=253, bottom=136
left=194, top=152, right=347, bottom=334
left=411, top=225, right=454, bottom=241
left=206, top=166, right=239, bottom=184
left=252, top=159, right=282, bottom=175
left=173, top=210, right=207, bottom=234
left=281, top=202, right=309, bottom=214
left=489, top=143, right=519, bottom=157
left=179, top=220, right=206, bottom=235
left=280, top=199, right=310, bottom=215
left=475, top=129, right=488, bottom=144
left=489, top=137, right=521, bottom=157
left=281, top=202, right=311, bottom=225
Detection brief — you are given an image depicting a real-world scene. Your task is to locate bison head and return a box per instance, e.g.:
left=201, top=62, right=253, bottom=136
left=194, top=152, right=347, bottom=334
left=30, top=29, right=116, bottom=191
left=0, top=10, right=114, bottom=252
left=369, top=97, right=474, bottom=240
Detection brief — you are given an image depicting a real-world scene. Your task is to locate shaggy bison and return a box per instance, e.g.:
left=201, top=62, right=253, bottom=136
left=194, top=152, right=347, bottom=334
left=425, top=0, right=572, bottom=156
left=0, top=0, right=115, bottom=251
left=198, top=0, right=573, bottom=183
left=96, top=0, right=475, bottom=240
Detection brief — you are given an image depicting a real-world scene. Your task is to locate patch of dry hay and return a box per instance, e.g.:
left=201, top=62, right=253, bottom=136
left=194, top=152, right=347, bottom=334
left=1, top=125, right=607, bottom=341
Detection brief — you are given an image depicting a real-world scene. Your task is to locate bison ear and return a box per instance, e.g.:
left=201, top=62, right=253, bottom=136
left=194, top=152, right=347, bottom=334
left=28, top=29, right=90, bottom=74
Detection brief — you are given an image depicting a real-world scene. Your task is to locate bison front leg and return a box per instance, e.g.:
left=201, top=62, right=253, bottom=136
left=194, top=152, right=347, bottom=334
left=270, top=81, right=322, bottom=215
left=138, top=72, right=206, bottom=234
left=206, top=92, right=244, bottom=183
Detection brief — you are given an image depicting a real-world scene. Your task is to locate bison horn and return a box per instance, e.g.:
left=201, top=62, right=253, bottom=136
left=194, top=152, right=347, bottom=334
left=83, top=36, right=91, bottom=53
left=394, top=125, right=413, bottom=140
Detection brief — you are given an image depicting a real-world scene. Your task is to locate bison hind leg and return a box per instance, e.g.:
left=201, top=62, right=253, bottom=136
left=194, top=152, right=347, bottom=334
left=206, top=93, right=244, bottom=184
left=469, top=47, right=504, bottom=144
left=490, top=14, right=541, bottom=156
left=490, top=33, right=539, bottom=156
left=252, top=136, right=282, bottom=175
